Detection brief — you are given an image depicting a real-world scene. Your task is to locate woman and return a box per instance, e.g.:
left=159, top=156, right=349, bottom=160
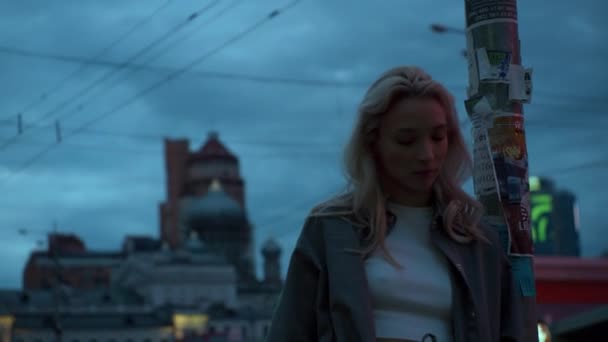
left=265, top=66, right=537, bottom=342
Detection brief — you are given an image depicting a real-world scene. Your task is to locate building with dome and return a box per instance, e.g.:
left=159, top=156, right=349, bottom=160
left=160, top=131, right=247, bottom=249
left=16, top=132, right=284, bottom=341
left=181, top=179, right=255, bottom=282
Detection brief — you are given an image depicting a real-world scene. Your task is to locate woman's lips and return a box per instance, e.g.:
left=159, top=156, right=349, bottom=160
left=413, top=169, right=438, bottom=177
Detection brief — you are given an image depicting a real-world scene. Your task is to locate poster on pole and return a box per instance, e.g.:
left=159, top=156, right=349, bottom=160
left=471, top=112, right=498, bottom=197
left=465, top=0, right=518, bottom=30
left=486, top=113, right=533, bottom=256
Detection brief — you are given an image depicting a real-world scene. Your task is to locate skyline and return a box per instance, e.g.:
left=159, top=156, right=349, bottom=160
left=1, top=0, right=607, bottom=288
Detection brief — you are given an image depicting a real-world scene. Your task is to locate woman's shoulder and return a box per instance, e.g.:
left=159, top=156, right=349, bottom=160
left=298, top=198, right=359, bottom=239
left=475, top=221, right=510, bottom=259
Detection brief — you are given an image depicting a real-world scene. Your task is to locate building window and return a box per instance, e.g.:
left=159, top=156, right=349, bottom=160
left=264, top=324, right=269, bottom=337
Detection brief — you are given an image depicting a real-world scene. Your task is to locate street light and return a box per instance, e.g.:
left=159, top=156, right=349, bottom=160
left=430, top=23, right=465, bottom=35
left=430, top=23, right=467, bottom=59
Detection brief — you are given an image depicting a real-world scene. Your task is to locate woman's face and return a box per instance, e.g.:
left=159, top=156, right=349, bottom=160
left=374, top=96, right=449, bottom=195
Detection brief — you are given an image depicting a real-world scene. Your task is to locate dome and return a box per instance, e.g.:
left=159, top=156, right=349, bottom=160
left=184, top=179, right=246, bottom=229
left=185, top=231, right=205, bottom=253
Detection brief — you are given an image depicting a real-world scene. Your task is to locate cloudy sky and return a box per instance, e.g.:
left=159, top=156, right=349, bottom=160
left=0, top=0, right=606, bottom=288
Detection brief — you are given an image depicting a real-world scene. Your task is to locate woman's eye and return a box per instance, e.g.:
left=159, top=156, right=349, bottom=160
left=432, top=135, right=446, bottom=142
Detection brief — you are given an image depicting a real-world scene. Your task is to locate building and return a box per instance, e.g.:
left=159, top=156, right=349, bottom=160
left=0, top=288, right=174, bottom=342
left=160, top=132, right=246, bottom=247
left=535, top=256, right=608, bottom=341
left=112, top=232, right=238, bottom=309
left=17, top=132, right=283, bottom=341
left=159, top=133, right=257, bottom=283
left=529, top=176, right=581, bottom=256
left=23, top=233, right=123, bottom=290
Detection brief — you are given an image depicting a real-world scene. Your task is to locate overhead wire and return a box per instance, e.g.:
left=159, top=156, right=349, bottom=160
left=1, top=0, right=174, bottom=122
left=54, top=0, right=245, bottom=126
left=0, top=0, right=303, bottom=185
left=25, top=1, right=221, bottom=125
left=1, top=44, right=607, bottom=105
left=0, top=0, right=221, bottom=152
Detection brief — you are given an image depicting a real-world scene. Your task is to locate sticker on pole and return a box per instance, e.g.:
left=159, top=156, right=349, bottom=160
left=468, top=98, right=498, bottom=197
left=486, top=114, right=533, bottom=256
left=465, top=0, right=518, bottom=30
left=508, top=65, right=533, bottom=103
left=476, top=48, right=511, bottom=82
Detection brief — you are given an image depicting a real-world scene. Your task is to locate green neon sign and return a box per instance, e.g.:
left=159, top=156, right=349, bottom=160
left=531, top=193, right=553, bottom=243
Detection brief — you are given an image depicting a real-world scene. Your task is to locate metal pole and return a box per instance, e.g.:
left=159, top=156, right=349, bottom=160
left=50, top=234, right=63, bottom=342
left=463, top=1, right=537, bottom=341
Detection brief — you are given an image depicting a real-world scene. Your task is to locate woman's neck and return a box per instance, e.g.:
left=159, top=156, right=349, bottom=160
left=384, top=187, right=433, bottom=208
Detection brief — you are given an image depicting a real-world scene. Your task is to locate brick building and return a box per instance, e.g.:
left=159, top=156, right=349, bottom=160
left=23, top=234, right=122, bottom=290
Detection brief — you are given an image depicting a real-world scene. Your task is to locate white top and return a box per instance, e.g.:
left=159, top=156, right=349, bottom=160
left=363, top=203, right=453, bottom=341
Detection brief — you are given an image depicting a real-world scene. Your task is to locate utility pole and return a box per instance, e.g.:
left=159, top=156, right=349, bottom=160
left=462, top=1, right=537, bottom=341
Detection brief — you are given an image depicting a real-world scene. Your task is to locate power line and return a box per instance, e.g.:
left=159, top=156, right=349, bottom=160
left=1, top=137, right=341, bottom=157
left=1, top=112, right=603, bottom=152
left=3, top=0, right=174, bottom=122
left=0, top=121, right=345, bottom=148
left=0, top=0, right=303, bottom=185
left=30, top=0, right=221, bottom=126
left=0, top=44, right=364, bottom=88
left=537, top=159, right=608, bottom=177
left=55, top=0, right=244, bottom=126
left=0, top=1, right=220, bottom=152
left=4, top=45, right=608, bottom=106
left=259, top=157, right=608, bottom=242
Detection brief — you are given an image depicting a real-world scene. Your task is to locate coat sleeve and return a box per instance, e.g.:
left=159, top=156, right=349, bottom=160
left=265, top=216, right=324, bottom=342
left=500, top=253, right=539, bottom=342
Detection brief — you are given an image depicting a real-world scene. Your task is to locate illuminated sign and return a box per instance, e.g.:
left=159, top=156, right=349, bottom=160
left=530, top=193, right=553, bottom=243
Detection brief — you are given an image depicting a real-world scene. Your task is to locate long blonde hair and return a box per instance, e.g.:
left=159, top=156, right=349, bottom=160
left=311, top=66, right=487, bottom=267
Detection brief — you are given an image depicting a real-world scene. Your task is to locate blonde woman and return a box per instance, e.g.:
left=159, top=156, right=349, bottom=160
left=265, top=66, right=536, bottom=342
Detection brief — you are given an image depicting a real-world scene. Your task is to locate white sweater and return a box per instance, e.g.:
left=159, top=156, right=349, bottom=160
left=364, top=203, right=453, bottom=341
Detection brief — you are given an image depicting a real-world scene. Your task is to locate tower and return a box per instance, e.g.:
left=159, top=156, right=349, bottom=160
left=261, top=238, right=282, bottom=285
left=159, top=132, right=246, bottom=249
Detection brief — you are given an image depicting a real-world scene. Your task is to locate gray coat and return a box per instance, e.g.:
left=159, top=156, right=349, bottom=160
left=265, top=209, right=538, bottom=342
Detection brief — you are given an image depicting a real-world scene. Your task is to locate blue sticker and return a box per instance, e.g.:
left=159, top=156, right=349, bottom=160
left=510, top=256, right=536, bottom=297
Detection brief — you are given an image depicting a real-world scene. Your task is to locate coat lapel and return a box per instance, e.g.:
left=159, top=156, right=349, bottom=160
left=323, top=215, right=376, bottom=342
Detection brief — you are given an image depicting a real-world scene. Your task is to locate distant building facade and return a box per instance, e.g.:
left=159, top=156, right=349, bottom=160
left=0, top=288, right=174, bottom=342
left=23, top=234, right=122, bottom=290
left=530, top=176, right=581, bottom=256
left=16, top=132, right=283, bottom=341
